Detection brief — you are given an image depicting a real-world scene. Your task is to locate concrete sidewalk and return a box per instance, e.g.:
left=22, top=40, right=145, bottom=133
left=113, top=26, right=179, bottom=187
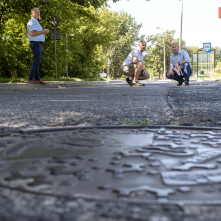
left=0, top=79, right=219, bottom=90
left=0, top=80, right=109, bottom=90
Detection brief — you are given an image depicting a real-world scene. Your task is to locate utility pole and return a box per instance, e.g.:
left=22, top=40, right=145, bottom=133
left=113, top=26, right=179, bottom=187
left=179, top=0, right=183, bottom=49
left=156, top=27, right=166, bottom=80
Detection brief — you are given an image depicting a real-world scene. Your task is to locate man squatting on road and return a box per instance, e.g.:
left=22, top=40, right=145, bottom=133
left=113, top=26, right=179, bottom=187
left=27, top=8, right=50, bottom=85
left=167, top=42, right=192, bottom=86
left=122, top=41, right=150, bottom=87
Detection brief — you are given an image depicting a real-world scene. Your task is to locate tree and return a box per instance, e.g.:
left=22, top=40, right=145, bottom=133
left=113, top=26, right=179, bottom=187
left=40, top=7, right=143, bottom=79
left=0, top=0, right=42, bottom=77
left=0, top=15, right=31, bottom=77
left=215, top=47, right=221, bottom=66
left=104, top=11, right=143, bottom=78
left=0, top=0, right=150, bottom=78
left=53, top=6, right=118, bottom=78
left=0, top=0, right=112, bottom=78
left=144, top=30, right=175, bottom=77
left=0, top=0, right=115, bottom=31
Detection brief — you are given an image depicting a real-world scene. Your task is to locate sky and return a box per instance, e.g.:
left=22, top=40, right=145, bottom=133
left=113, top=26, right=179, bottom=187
left=108, top=0, right=221, bottom=48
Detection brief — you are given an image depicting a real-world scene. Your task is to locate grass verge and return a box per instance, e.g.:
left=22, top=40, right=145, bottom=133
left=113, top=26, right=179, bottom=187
left=0, top=77, right=107, bottom=83
left=122, top=118, right=149, bottom=126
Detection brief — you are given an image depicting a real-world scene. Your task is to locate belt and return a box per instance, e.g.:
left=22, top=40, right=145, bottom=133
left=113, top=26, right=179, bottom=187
left=30, top=41, right=44, bottom=44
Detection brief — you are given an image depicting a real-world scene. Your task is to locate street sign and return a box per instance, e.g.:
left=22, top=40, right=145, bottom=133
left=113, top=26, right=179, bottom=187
left=49, top=29, right=61, bottom=40
left=203, top=43, right=211, bottom=53
left=49, top=17, right=62, bottom=28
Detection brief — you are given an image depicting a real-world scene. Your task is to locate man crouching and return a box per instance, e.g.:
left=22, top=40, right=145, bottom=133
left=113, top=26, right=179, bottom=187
left=167, top=42, right=192, bottom=86
left=122, top=40, right=150, bottom=87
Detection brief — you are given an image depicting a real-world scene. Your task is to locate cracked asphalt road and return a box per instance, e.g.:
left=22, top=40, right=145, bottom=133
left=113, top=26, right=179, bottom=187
left=0, top=80, right=221, bottom=130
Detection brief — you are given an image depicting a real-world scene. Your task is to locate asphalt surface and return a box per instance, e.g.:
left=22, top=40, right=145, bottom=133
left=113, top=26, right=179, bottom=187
left=1, top=79, right=221, bottom=221
left=0, top=79, right=221, bottom=130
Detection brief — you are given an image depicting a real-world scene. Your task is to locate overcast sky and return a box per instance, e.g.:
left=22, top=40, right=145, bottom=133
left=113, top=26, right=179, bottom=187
left=108, top=0, right=221, bottom=48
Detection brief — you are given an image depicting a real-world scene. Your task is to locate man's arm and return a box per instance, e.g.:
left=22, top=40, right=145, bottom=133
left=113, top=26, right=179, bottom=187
left=169, top=66, right=174, bottom=75
left=183, top=50, right=190, bottom=63
left=30, top=29, right=50, bottom=36
left=175, top=60, right=186, bottom=70
left=132, top=56, right=142, bottom=63
left=132, top=56, right=147, bottom=76
left=175, top=51, right=190, bottom=69
left=169, top=55, right=174, bottom=75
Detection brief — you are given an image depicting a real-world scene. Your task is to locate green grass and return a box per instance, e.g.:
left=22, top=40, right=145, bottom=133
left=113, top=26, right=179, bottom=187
left=212, top=73, right=221, bottom=79
left=189, top=72, right=221, bottom=80
left=41, top=77, right=107, bottom=82
left=0, top=78, right=27, bottom=83
left=0, top=77, right=107, bottom=83
left=122, top=118, right=149, bottom=126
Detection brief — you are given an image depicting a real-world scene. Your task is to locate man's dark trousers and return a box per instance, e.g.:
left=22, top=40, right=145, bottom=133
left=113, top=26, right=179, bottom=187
left=166, top=63, right=192, bottom=84
left=29, top=41, right=43, bottom=81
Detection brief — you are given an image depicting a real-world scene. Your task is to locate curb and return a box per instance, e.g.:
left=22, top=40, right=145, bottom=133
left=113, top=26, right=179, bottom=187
left=20, top=124, right=221, bottom=134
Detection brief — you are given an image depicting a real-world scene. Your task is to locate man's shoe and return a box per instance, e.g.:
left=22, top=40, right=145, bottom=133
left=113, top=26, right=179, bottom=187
left=125, top=78, right=133, bottom=87
left=131, top=81, right=145, bottom=87
left=184, top=82, right=189, bottom=86
left=36, top=80, right=47, bottom=85
left=28, top=79, right=39, bottom=84
left=177, top=79, right=184, bottom=86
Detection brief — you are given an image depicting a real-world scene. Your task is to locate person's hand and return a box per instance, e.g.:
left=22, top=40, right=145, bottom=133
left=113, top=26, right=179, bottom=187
left=143, top=70, right=147, bottom=76
left=143, top=70, right=149, bottom=79
left=43, top=29, right=50, bottom=34
left=145, top=73, right=150, bottom=79
left=169, top=70, right=174, bottom=75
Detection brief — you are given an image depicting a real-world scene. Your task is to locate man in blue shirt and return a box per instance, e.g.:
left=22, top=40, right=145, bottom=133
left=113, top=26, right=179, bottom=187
left=166, top=43, right=192, bottom=86
left=122, top=40, right=149, bottom=87
left=27, top=8, right=50, bottom=84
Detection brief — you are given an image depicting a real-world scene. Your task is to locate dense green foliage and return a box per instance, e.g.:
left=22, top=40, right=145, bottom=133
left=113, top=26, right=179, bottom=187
left=105, top=11, right=143, bottom=78
left=214, top=47, right=221, bottom=75
left=0, top=0, right=143, bottom=78
left=144, top=30, right=175, bottom=77
left=215, top=47, right=221, bottom=65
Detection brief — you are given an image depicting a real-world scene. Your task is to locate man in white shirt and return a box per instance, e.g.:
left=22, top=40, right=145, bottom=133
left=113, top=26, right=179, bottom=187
left=166, top=43, right=192, bottom=86
left=27, top=8, right=50, bottom=84
left=122, top=41, right=149, bottom=87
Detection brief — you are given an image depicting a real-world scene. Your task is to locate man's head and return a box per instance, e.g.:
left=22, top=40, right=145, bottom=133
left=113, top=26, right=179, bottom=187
left=138, top=41, right=147, bottom=52
left=171, top=43, right=179, bottom=54
left=31, top=8, right=40, bottom=20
